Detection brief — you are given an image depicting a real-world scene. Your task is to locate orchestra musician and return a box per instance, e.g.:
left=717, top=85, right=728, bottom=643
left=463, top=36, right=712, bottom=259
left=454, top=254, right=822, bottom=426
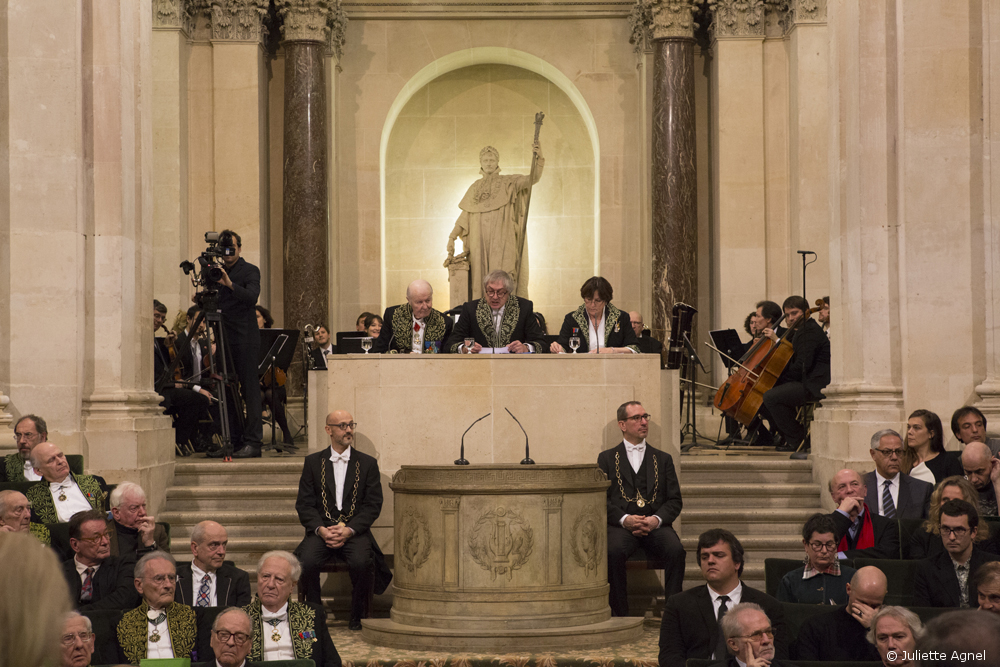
left=256, top=305, right=296, bottom=451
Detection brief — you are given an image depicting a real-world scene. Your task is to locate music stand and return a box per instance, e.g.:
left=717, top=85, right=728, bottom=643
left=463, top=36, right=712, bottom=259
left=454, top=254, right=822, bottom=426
left=679, top=332, right=718, bottom=451
left=336, top=331, right=366, bottom=354
left=258, top=329, right=299, bottom=450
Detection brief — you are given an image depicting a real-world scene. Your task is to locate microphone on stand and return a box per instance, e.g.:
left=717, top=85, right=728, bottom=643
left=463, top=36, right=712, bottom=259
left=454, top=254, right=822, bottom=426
left=456, top=412, right=491, bottom=465
left=506, top=408, right=534, bottom=465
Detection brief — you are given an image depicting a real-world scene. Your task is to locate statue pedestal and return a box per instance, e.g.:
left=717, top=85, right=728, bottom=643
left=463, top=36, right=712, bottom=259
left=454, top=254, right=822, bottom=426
left=362, top=464, right=643, bottom=650
left=447, top=261, right=470, bottom=309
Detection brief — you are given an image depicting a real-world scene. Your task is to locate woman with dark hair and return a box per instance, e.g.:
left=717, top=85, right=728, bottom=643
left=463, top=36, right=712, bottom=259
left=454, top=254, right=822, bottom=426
left=909, top=476, right=998, bottom=559
left=905, top=409, right=963, bottom=485
left=255, top=305, right=274, bottom=329
left=363, top=313, right=383, bottom=339
left=255, top=306, right=295, bottom=451
left=550, top=276, right=639, bottom=353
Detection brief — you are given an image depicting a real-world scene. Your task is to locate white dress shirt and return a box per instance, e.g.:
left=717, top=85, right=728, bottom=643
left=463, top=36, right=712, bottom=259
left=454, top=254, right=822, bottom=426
left=146, top=607, right=174, bottom=658
left=874, top=471, right=900, bottom=516
left=74, top=555, right=101, bottom=582
left=261, top=602, right=295, bottom=660
left=330, top=446, right=352, bottom=510
left=618, top=440, right=661, bottom=529
left=709, top=581, right=743, bottom=616
left=412, top=317, right=426, bottom=353
left=189, top=334, right=205, bottom=392
left=23, top=458, right=41, bottom=481
left=216, top=661, right=246, bottom=667
left=50, top=477, right=93, bottom=522
left=191, top=562, right=217, bottom=606
left=587, top=313, right=606, bottom=352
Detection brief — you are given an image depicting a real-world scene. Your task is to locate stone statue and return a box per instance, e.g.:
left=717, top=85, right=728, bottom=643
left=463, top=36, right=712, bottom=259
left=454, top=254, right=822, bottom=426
left=446, top=141, right=544, bottom=299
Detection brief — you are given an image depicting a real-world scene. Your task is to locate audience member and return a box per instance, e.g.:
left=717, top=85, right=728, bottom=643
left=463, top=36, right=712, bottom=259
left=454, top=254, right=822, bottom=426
left=827, top=468, right=900, bottom=559
left=243, top=551, right=341, bottom=666
left=951, top=405, right=1000, bottom=456
left=534, top=311, right=548, bottom=334
left=204, top=606, right=254, bottom=667
left=310, top=325, right=334, bottom=369
left=116, top=551, right=196, bottom=663
left=904, top=409, right=962, bottom=485
left=777, top=513, right=856, bottom=604
left=175, top=520, right=251, bottom=607
left=961, top=441, right=1000, bottom=517
left=910, top=476, right=994, bottom=560
left=445, top=270, right=546, bottom=353
left=373, top=279, right=453, bottom=354
left=865, top=428, right=932, bottom=519
left=363, top=313, right=383, bottom=339
left=974, top=560, right=1000, bottom=614
left=62, top=509, right=139, bottom=610
left=295, top=410, right=392, bottom=630
left=818, top=296, right=830, bottom=339
left=658, top=529, right=788, bottom=667
left=629, top=311, right=663, bottom=355
left=599, top=401, right=685, bottom=616
left=1, top=414, right=47, bottom=482
left=913, top=499, right=1000, bottom=607
left=866, top=606, right=922, bottom=667
left=0, top=489, right=50, bottom=544
left=916, top=609, right=1000, bottom=667
left=109, top=481, right=169, bottom=558
left=356, top=312, right=374, bottom=332
left=551, top=276, right=639, bottom=353
left=717, top=602, right=791, bottom=667
left=255, top=305, right=274, bottom=329
left=792, top=566, right=886, bottom=661
left=256, top=306, right=295, bottom=450
left=58, top=612, right=96, bottom=667
left=27, top=442, right=107, bottom=524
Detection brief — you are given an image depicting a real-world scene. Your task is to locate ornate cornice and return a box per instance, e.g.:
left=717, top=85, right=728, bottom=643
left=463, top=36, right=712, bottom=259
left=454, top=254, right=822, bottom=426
left=764, top=0, right=789, bottom=38
left=628, top=0, right=698, bottom=48
left=326, top=1, right=348, bottom=60
left=709, top=0, right=765, bottom=39
left=188, top=0, right=213, bottom=40
left=211, top=0, right=269, bottom=42
left=786, top=0, right=826, bottom=27
left=276, top=0, right=332, bottom=42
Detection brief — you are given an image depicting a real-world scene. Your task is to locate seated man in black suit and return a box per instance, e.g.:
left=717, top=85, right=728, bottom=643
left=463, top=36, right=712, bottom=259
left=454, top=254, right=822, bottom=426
left=1, top=413, right=46, bottom=482
left=828, top=468, right=900, bottom=559
left=242, top=551, right=341, bottom=666
left=197, top=606, right=256, bottom=667
left=108, top=482, right=169, bottom=559
left=628, top=311, right=663, bottom=355
left=445, top=270, right=545, bottom=354
left=658, top=529, right=788, bottom=667
left=792, top=565, right=886, bottom=661
left=295, top=410, right=391, bottom=630
left=373, top=279, right=452, bottom=353
left=175, top=520, right=251, bottom=608
left=718, top=602, right=794, bottom=667
left=961, top=442, right=1000, bottom=517
left=777, top=513, right=856, bottom=604
left=59, top=611, right=96, bottom=667
left=913, top=499, right=1000, bottom=607
left=61, top=509, right=138, bottom=611
left=310, top=325, right=334, bottom=369
left=598, top=401, right=685, bottom=616
left=27, top=442, right=108, bottom=524
left=866, top=606, right=922, bottom=667
left=116, top=551, right=197, bottom=663
left=864, top=428, right=933, bottom=520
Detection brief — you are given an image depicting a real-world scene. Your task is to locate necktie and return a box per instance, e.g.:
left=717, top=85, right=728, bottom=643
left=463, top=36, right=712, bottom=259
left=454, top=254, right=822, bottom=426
left=81, top=567, right=95, bottom=602
left=714, top=595, right=730, bottom=659
left=196, top=574, right=211, bottom=607
left=882, top=480, right=896, bottom=518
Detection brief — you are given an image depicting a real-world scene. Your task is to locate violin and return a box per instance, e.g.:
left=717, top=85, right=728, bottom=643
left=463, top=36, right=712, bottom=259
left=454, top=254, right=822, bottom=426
left=155, top=324, right=184, bottom=390
left=262, top=366, right=286, bottom=388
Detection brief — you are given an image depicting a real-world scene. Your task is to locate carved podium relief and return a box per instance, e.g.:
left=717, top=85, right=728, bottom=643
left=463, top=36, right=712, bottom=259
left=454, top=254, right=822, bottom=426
left=467, top=506, right=534, bottom=580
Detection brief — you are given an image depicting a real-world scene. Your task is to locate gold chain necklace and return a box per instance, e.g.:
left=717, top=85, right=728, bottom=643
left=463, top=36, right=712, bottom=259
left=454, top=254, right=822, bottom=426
left=614, top=450, right=658, bottom=508
left=320, top=455, right=360, bottom=525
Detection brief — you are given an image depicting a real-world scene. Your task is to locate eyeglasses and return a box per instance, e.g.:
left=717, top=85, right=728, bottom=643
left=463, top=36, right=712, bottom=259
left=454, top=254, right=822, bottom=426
left=78, top=531, right=112, bottom=544
left=583, top=297, right=606, bottom=305
left=874, top=448, right=903, bottom=458
left=734, top=628, right=774, bottom=642
left=327, top=422, right=357, bottom=431
left=148, top=574, right=177, bottom=584
left=60, top=632, right=94, bottom=646
left=485, top=289, right=509, bottom=298
left=807, top=541, right=837, bottom=552
left=941, top=526, right=970, bottom=537
left=623, top=414, right=651, bottom=423
left=14, top=432, right=39, bottom=441
left=215, top=630, right=251, bottom=645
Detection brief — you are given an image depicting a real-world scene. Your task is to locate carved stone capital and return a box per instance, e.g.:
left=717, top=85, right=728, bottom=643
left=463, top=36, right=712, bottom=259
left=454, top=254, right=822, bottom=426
left=276, top=0, right=332, bottom=43
left=153, top=0, right=189, bottom=30
left=787, top=0, right=826, bottom=27
left=650, top=0, right=699, bottom=40
left=211, top=0, right=269, bottom=42
left=326, top=1, right=348, bottom=60
left=764, top=0, right=789, bottom=38
left=709, top=0, right=765, bottom=39
left=188, top=0, right=213, bottom=40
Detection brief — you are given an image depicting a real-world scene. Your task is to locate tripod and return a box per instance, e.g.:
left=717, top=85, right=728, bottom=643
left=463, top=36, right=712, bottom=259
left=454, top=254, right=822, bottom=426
left=678, top=332, right=718, bottom=452
left=186, top=302, right=242, bottom=461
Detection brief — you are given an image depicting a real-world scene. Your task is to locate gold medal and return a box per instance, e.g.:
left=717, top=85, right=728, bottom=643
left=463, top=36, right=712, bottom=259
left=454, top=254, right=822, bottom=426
left=58, top=492, right=67, bottom=501
left=271, top=629, right=281, bottom=642
left=150, top=631, right=160, bottom=643
left=637, top=499, right=645, bottom=508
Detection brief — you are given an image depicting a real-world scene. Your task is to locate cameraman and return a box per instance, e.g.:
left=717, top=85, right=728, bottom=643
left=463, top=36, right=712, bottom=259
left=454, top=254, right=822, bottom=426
left=213, top=229, right=264, bottom=458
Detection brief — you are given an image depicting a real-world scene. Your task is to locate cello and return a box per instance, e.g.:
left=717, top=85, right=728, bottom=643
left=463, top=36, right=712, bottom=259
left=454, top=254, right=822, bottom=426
left=712, top=301, right=823, bottom=427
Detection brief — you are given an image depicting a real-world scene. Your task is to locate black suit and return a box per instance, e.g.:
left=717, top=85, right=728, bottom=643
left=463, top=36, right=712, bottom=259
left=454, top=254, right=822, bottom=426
left=913, top=547, right=1000, bottom=607
left=636, top=333, right=663, bottom=355
left=863, top=471, right=933, bottom=520
left=830, top=506, right=900, bottom=559
left=556, top=304, right=639, bottom=353
left=61, top=556, right=139, bottom=611
left=658, top=583, right=789, bottom=667
left=792, top=605, right=881, bottom=661
left=154, top=337, right=212, bottom=448
left=443, top=296, right=546, bottom=353
left=294, top=447, right=391, bottom=622
left=174, top=561, right=252, bottom=607
left=217, top=255, right=263, bottom=449
left=598, top=441, right=685, bottom=616
left=760, top=317, right=830, bottom=448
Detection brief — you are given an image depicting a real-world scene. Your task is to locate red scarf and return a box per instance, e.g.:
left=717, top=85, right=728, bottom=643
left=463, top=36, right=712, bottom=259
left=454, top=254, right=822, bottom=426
left=838, top=503, right=875, bottom=552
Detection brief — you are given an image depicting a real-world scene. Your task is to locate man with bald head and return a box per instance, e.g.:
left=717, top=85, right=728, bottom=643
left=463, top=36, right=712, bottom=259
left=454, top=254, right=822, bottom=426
left=175, top=520, right=251, bottom=607
left=629, top=311, right=663, bottom=355
left=827, top=468, right=900, bottom=559
left=373, top=279, right=453, bottom=353
left=26, top=442, right=107, bottom=524
left=792, top=566, right=887, bottom=661
left=0, top=489, right=50, bottom=544
left=1, top=414, right=46, bottom=482
left=294, top=410, right=391, bottom=630
left=961, top=441, right=1000, bottom=516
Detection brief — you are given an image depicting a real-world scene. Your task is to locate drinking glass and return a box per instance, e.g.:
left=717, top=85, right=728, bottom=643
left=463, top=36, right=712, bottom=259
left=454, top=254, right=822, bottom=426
left=464, top=337, right=475, bottom=353
left=569, top=336, right=580, bottom=354
left=361, top=337, right=373, bottom=354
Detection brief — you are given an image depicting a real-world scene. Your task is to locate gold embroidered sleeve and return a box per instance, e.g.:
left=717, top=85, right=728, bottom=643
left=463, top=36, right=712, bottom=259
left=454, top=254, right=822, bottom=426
left=289, top=601, right=319, bottom=659
left=117, top=606, right=149, bottom=665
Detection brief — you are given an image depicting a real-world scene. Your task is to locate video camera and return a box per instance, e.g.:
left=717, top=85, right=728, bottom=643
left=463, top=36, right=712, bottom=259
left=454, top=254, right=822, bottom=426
left=180, top=230, right=238, bottom=309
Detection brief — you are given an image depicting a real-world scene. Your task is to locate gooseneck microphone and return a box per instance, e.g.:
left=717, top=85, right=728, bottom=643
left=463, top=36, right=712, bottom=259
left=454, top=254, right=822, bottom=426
left=456, top=412, right=491, bottom=465
left=506, top=408, right=534, bottom=465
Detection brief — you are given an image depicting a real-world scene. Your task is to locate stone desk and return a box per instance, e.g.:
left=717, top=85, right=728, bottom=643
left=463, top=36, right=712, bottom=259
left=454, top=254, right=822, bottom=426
left=362, top=464, right=644, bottom=650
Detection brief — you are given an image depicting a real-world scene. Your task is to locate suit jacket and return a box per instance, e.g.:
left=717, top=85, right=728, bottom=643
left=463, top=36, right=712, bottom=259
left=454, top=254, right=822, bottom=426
left=636, top=334, right=663, bottom=355
left=372, top=303, right=453, bottom=354
left=792, top=605, right=881, bottom=662
left=711, top=659, right=798, bottom=667
left=597, top=442, right=681, bottom=527
left=108, top=518, right=170, bottom=560
left=444, top=296, right=546, bottom=353
left=27, top=473, right=108, bottom=524
left=863, top=470, right=933, bottom=520
left=243, top=595, right=342, bottom=667
left=829, top=506, right=900, bottom=559
left=913, top=547, right=1000, bottom=607
left=175, top=560, right=253, bottom=607
left=217, top=256, right=261, bottom=345
left=1, top=452, right=28, bottom=482
left=658, top=583, right=789, bottom=667
left=556, top=304, right=639, bottom=353
left=116, top=600, right=197, bottom=664
left=61, top=555, right=139, bottom=611
left=778, top=317, right=830, bottom=399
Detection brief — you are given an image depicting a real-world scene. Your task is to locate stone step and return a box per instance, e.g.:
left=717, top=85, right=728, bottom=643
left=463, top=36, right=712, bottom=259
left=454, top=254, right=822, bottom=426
left=680, top=484, right=821, bottom=508
left=158, top=510, right=302, bottom=539
left=165, top=486, right=298, bottom=511
left=171, top=460, right=305, bottom=486
left=679, top=457, right=814, bottom=484
left=681, top=508, right=824, bottom=535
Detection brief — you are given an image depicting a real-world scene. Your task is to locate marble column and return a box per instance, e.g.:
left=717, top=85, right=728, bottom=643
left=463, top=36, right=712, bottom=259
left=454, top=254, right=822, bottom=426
left=647, top=0, right=699, bottom=342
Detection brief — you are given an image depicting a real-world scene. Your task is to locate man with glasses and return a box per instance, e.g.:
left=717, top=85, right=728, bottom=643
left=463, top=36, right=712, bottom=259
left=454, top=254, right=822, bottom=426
left=960, top=441, right=1000, bottom=516
left=115, top=551, right=196, bottom=663
left=444, top=269, right=545, bottom=354
left=59, top=612, right=96, bottom=667
left=777, top=513, right=856, bottom=604
left=108, top=481, right=169, bottom=559
left=294, top=410, right=391, bottom=630
left=718, top=603, right=792, bottom=667
left=1, top=414, right=47, bottom=481
left=61, top=509, right=138, bottom=610
left=600, top=401, right=685, bottom=616
left=913, top=499, right=1000, bottom=607
left=203, top=607, right=255, bottom=667
left=792, top=566, right=886, bottom=661
left=827, top=468, right=900, bottom=560
left=863, top=429, right=932, bottom=520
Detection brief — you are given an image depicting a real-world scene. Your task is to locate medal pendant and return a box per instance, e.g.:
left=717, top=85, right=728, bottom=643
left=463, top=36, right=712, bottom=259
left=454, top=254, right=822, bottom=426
left=271, top=629, right=282, bottom=642
left=58, top=492, right=67, bottom=501
left=150, top=631, right=160, bottom=643
left=636, top=499, right=645, bottom=508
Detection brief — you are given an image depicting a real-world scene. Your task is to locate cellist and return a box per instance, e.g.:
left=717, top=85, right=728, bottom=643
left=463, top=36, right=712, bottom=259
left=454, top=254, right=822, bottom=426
left=756, top=295, right=831, bottom=453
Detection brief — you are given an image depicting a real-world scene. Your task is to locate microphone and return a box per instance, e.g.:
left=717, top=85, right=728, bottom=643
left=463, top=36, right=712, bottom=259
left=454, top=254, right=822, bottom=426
left=797, top=250, right=816, bottom=256
left=506, top=407, right=534, bottom=465
left=457, top=412, right=490, bottom=465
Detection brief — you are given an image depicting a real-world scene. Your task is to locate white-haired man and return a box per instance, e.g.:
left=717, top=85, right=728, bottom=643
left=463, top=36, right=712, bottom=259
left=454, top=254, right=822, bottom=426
left=26, top=442, right=107, bottom=524
left=0, top=489, right=51, bottom=544
left=372, top=279, right=453, bottom=354
left=718, top=602, right=793, bottom=667
left=242, top=551, right=341, bottom=666
left=59, top=612, right=96, bottom=667
left=108, top=481, right=169, bottom=558
left=1, top=414, right=47, bottom=482
left=444, top=269, right=546, bottom=354
left=866, top=606, right=923, bottom=667
left=115, top=551, right=196, bottom=663
left=175, top=520, right=251, bottom=607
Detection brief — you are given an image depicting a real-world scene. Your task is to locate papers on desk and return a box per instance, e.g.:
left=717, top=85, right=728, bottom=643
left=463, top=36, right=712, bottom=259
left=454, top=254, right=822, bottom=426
left=478, top=347, right=510, bottom=354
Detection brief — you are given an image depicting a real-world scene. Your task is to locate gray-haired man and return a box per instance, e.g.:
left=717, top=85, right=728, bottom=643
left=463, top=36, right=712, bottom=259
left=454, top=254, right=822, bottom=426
left=863, top=428, right=933, bottom=520
left=444, top=269, right=546, bottom=354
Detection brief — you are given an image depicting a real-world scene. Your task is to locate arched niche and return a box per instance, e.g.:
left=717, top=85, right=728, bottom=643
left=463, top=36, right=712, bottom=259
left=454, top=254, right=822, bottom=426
left=380, top=49, right=599, bottom=326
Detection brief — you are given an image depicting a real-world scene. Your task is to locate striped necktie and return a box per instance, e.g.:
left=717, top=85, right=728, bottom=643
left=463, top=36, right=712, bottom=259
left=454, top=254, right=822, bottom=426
left=196, top=574, right=211, bottom=607
left=882, top=480, right=896, bottom=518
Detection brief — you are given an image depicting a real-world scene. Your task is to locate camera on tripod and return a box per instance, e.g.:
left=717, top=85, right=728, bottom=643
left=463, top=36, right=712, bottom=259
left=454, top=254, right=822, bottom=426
left=180, top=230, right=237, bottom=288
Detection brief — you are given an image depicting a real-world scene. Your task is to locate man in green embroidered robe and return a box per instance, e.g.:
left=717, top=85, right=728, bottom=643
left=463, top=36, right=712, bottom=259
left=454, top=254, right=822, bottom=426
left=26, top=442, right=107, bottom=524
left=0, top=413, right=47, bottom=482
left=372, top=279, right=453, bottom=354
left=116, top=551, right=196, bottom=665
left=0, top=489, right=50, bottom=544
left=444, top=269, right=546, bottom=354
